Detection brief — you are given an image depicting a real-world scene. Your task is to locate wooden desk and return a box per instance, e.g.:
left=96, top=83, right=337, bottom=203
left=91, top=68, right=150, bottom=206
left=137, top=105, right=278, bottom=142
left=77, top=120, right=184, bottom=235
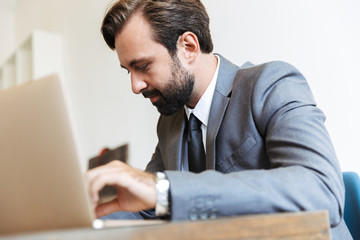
left=0, top=211, right=330, bottom=240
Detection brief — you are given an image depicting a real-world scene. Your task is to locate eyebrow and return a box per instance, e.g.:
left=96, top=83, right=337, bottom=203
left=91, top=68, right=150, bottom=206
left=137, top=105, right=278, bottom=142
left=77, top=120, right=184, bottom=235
left=120, top=57, right=154, bottom=69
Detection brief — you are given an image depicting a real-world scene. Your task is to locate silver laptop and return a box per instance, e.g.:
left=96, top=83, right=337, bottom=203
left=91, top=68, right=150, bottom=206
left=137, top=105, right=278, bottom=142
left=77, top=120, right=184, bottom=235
left=0, top=75, right=161, bottom=236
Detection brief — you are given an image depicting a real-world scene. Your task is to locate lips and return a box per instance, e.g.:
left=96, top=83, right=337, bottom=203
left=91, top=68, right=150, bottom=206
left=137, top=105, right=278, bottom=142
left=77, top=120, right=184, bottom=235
left=142, top=89, right=161, bottom=104
left=149, top=95, right=160, bottom=103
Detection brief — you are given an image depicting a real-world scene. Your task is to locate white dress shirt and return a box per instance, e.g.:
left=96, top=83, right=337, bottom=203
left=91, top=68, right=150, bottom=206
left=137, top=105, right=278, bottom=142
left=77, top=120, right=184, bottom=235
left=185, top=55, right=220, bottom=153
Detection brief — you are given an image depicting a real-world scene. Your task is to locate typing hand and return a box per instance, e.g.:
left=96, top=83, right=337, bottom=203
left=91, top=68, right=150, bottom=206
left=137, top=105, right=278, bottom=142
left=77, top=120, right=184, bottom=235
left=85, top=160, right=156, bottom=218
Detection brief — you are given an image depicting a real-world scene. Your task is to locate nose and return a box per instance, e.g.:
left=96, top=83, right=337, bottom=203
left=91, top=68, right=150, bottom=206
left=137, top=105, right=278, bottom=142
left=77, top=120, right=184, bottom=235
left=130, top=72, right=148, bottom=94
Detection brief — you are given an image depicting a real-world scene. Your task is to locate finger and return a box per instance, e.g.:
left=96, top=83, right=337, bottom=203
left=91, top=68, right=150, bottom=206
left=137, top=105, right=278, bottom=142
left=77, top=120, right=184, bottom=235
left=88, top=171, right=124, bottom=206
left=95, top=198, right=123, bottom=218
left=86, top=160, right=125, bottom=183
left=85, top=161, right=128, bottom=204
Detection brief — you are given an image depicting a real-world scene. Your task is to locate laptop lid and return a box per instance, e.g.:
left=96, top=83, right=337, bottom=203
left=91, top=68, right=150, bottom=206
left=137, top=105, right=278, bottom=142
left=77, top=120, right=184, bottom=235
left=0, top=75, right=95, bottom=235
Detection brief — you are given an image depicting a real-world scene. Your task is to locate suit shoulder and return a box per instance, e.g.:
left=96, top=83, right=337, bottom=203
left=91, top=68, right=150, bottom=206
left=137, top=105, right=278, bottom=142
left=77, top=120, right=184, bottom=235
left=262, top=61, right=303, bottom=75
left=239, top=60, right=302, bottom=75
left=235, top=60, right=306, bottom=90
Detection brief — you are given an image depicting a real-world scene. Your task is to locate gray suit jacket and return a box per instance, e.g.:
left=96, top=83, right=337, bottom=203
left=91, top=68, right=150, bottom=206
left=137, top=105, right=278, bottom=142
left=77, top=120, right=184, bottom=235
left=145, top=55, right=351, bottom=239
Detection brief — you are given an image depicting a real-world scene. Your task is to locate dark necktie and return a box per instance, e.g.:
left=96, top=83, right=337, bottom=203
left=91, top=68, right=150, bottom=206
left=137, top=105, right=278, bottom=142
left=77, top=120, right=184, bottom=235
left=187, top=113, right=206, bottom=173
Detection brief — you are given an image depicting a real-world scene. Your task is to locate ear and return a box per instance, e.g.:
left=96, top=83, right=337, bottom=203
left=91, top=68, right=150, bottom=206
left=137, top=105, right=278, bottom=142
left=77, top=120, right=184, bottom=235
left=177, top=32, right=200, bottom=64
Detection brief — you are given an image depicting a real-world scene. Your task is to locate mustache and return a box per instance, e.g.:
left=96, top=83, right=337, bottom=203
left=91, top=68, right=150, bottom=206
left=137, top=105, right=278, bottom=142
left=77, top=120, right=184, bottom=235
left=142, top=89, right=162, bottom=98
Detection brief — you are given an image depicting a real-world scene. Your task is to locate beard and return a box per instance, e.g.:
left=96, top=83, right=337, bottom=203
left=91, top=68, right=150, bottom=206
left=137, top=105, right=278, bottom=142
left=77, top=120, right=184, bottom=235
left=142, top=55, right=195, bottom=116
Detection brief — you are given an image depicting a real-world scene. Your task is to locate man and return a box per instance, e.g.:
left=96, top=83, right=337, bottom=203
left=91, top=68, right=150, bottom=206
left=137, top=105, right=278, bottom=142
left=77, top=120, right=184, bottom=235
left=86, top=0, right=352, bottom=238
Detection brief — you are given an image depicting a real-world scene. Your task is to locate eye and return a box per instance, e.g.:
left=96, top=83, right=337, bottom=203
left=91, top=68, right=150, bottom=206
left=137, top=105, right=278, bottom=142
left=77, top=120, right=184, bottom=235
left=136, top=63, right=149, bottom=72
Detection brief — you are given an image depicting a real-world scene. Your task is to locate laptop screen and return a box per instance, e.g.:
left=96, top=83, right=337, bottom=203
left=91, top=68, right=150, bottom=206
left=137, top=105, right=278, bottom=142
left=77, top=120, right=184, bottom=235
left=0, top=75, right=94, bottom=235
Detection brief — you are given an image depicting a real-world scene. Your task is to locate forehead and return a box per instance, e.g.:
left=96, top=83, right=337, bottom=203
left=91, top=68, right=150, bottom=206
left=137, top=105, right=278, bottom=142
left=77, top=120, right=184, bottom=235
left=114, top=12, right=170, bottom=67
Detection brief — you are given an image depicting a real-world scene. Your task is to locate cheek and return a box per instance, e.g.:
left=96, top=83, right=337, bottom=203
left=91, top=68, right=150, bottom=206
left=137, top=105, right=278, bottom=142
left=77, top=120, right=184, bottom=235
left=148, top=66, right=172, bottom=89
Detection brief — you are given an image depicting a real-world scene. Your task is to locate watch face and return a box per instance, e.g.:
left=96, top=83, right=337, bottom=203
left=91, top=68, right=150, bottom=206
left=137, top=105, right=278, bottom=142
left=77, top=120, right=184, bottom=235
left=156, top=172, right=170, bottom=216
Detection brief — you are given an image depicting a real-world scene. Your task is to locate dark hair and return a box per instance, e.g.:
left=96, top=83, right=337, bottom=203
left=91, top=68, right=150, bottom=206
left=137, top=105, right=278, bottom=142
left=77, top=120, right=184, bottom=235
left=101, top=0, right=213, bottom=55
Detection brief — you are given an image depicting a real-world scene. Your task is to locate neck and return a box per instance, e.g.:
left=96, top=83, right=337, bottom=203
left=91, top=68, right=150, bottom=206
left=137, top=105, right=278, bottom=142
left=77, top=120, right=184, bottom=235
left=186, top=53, right=218, bottom=109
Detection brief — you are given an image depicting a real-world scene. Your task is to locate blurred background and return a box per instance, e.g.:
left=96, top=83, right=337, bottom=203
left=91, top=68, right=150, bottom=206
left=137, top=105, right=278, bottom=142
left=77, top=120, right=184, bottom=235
left=0, top=0, right=359, bottom=173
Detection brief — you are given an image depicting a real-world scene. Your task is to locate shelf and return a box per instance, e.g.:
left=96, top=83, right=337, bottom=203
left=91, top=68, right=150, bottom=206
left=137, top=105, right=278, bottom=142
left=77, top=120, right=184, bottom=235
left=0, top=30, right=63, bottom=91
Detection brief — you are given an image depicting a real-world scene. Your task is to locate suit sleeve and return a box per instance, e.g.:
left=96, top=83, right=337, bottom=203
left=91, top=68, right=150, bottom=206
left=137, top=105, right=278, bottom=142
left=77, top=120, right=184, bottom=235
left=164, top=62, right=344, bottom=227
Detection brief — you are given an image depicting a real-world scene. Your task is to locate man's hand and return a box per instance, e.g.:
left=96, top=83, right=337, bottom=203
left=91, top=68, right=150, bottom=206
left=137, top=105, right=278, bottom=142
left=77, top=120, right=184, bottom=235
left=85, top=160, right=156, bottom=218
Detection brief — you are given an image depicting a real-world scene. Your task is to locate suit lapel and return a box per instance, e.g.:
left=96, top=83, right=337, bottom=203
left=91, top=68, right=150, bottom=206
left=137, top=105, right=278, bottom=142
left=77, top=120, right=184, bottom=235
left=206, top=92, right=230, bottom=169
left=206, top=55, right=240, bottom=169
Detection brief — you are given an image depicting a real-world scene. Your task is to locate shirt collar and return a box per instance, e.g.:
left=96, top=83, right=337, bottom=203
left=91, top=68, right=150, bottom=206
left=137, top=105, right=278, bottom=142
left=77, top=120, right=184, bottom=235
left=185, top=55, right=220, bottom=126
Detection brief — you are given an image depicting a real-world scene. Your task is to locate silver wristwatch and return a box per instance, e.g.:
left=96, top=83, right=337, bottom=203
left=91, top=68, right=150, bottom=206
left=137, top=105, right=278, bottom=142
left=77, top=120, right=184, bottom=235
left=155, top=172, right=170, bottom=217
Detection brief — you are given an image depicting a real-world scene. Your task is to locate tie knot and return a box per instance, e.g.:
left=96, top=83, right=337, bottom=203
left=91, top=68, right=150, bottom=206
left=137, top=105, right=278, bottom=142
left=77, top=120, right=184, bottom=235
left=189, top=113, right=202, bottom=130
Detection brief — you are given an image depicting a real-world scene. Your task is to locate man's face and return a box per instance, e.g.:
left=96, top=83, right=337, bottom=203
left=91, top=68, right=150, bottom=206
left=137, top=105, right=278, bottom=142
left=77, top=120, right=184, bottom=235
left=114, top=13, right=194, bottom=115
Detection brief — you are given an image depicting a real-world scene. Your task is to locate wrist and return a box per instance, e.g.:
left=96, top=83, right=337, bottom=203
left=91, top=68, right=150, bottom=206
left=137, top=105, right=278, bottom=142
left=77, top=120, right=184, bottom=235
left=155, top=172, right=170, bottom=217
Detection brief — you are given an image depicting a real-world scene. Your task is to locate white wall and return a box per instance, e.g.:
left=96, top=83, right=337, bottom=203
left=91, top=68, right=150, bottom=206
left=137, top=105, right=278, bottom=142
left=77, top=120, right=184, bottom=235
left=0, top=8, right=14, bottom=65
left=1, top=0, right=359, bottom=173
